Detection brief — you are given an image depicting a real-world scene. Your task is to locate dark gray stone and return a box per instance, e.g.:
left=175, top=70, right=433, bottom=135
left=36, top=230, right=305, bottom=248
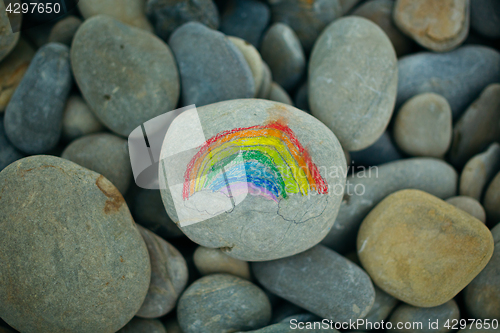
left=350, top=131, right=402, bottom=166
left=4, top=43, right=71, bottom=154
left=0, top=155, right=151, bottom=333
left=146, top=0, right=219, bottom=41
left=220, top=0, right=270, bottom=47
left=253, top=245, right=375, bottom=321
left=294, top=82, right=309, bottom=112
left=0, top=117, right=23, bottom=172
left=396, top=45, right=500, bottom=119
left=119, top=318, right=167, bottom=333
left=71, top=15, right=180, bottom=137
left=358, top=286, right=398, bottom=329
left=484, top=171, right=500, bottom=227
left=177, top=274, right=271, bottom=333
left=471, top=0, right=500, bottom=38
left=169, top=22, right=254, bottom=106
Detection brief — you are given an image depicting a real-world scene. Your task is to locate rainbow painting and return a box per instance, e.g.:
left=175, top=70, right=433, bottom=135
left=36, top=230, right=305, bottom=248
left=182, top=121, right=328, bottom=203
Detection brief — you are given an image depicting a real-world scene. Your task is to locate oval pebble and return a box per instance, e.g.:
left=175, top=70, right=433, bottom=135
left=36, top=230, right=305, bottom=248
left=257, top=62, right=273, bottom=99
left=253, top=245, right=375, bottom=321
left=177, top=274, right=271, bottom=333
left=159, top=99, right=346, bottom=261
left=62, top=133, right=132, bottom=194
left=135, top=225, right=188, bottom=318
left=61, top=95, right=104, bottom=141
left=0, top=1, right=21, bottom=62
left=484, top=171, right=500, bottom=227
left=169, top=22, right=254, bottom=107
left=0, top=117, right=23, bottom=172
left=309, top=17, right=398, bottom=152
left=268, top=82, right=293, bottom=106
left=48, top=15, right=82, bottom=46
left=350, top=131, right=402, bottom=166
left=394, top=93, right=452, bottom=158
left=470, top=0, right=500, bottom=39
left=119, top=318, right=166, bottom=333
left=4, top=42, right=72, bottom=154
left=294, top=82, right=309, bottom=112
left=445, top=196, right=486, bottom=223
left=0, top=155, right=151, bottom=332
left=322, top=158, right=458, bottom=253
left=260, top=23, right=305, bottom=91
left=193, top=246, right=251, bottom=280
left=358, top=286, right=398, bottom=330
left=229, top=35, right=264, bottom=95
left=357, top=189, right=494, bottom=307
left=71, top=15, right=180, bottom=137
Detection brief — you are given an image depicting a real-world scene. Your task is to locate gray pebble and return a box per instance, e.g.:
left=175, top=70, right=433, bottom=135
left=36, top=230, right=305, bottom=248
left=0, top=1, right=21, bottom=62
left=268, top=82, right=293, bottom=106
left=62, top=133, right=132, bottom=194
left=309, top=17, right=398, bottom=152
left=446, top=196, right=486, bottom=223
left=257, top=62, right=273, bottom=99
left=119, top=318, right=167, bottom=333
left=164, top=318, right=184, bottom=333
left=48, top=15, right=82, bottom=46
left=449, top=84, right=500, bottom=168
left=220, top=0, right=271, bottom=47
left=260, top=23, right=305, bottom=91
left=193, top=246, right=251, bottom=280
left=459, top=143, right=500, bottom=201
left=358, top=286, right=398, bottom=329
left=0, top=117, right=23, bottom=171
left=396, top=45, right=500, bottom=119
left=350, top=131, right=402, bottom=166
left=253, top=245, right=375, bottom=321
left=146, top=0, right=219, bottom=41
left=321, top=158, right=458, bottom=253
left=169, top=22, right=254, bottom=106
left=136, top=225, right=188, bottom=318
left=229, top=36, right=264, bottom=95
left=294, top=82, right=309, bottom=112
left=177, top=274, right=271, bottom=333
left=470, top=0, right=500, bottom=38
left=0, top=155, right=151, bottom=333
left=4, top=43, right=72, bottom=154
left=339, top=0, right=362, bottom=14
left=72, top=15, right=180, bottom=137
left=484, top=171, right=500, bottom=227
left=62, top=95, right=104, bottom=141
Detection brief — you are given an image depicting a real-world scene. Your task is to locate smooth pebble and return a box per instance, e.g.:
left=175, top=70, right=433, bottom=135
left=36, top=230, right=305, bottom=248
left=445, top=196, right=486, bottom=223
left=194, top=246, right=251, bottom=280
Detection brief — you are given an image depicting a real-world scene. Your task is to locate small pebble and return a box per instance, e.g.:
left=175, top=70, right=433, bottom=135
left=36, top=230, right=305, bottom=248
left=177, top=274, right=271, bottom=333
left=229, top=36, right=264, bottom=95
left=119, top=318, right=167, bottom=333
left=48, top=15, right=82, bottom=46
left=256, top=62, right=273, bottom=99
left=294, top=82, right=309, bottom=112
left=260, top=23, right=305, bottom=91
left=0, top=117, right=23, bottom=171
left=470, top=0, right=500, bottom=39
left=0, top=1, right=21, bottom=62
left=394, top=93, right=452, bottom=158
left=460, top=143, right=500, bottom=201
left=268, top=82, right=293, bottom=106
left=309, top=17, right=398, bottom=152
left=358, top=286, right=398, bottom=329
left=62, top=133, right=132, bottom=194
left=164, top=318, right=183, bottom=333
left=61, top=95, right=104, bottom=141
left=484, top=172, right=500, bottom=227
left=193, top=246, right=251, bottom=280
left=446, top=196, right=486, bottom=223
left=4, top=43, right=72, bottom=154
left=339, top=0, right=362, bottom=14
left=350, top=131, right=403, bottom=166
left=358, top=189, right=494, bottom=307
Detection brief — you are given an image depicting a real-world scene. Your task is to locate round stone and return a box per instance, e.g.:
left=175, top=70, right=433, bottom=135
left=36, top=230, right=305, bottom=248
left=349, top=131, right=402, bottom=166
left=169, top=22, right=253, bottom=107
left=394, top=93, right=452, bottom=158
left=177, top=274, right=271, bottom=333
left=257, top=62, right=273, bottom=99
left=48, top=15, right=82, bottom=46
left=309, top=17, right=398, bottom=152
left=0, top=117, right=23, bottom=172
left=61, top=95, right=104, bottom=141
left=268, top=82, right=293, bottom=106
left=445, top=196, right=486, bottom=223
left=159, top=99, right=346, bottom=261
left=119, top=318, right=166, bottom=333
left=394, top=0, right=469, bottom=52
left=484, top=171, right=500, bottom=226
left=0, top=155, right=151, bottom=332
left=0, top=1, right=21, bottom=62
left=470, top=0, right=500, bottom=38
left=357, top=189, right=494, bottom=307
left=260, top=23, right=305, bottom=91
left=358, top=286, right=398, bottom=329
left=135, top=225, right=188, bottom=318
left=253, top=245, right=375, bottom=321
left=61, top=133, right=132, bottom=194
left=229, top=36, right=264, bottom=95
left=71, top=15, right=180, bottom=137
left=294, top=82, right=309, bottom=112
left=193, top=246, right=251, bottom=280
left=4, top=43, right=72, bottom=154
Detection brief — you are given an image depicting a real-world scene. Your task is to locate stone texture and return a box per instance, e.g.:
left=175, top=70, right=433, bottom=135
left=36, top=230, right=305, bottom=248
left=0, top=38, right=34, bottom=112
left=253, top=245, right=375, bottom=321
left=61, top=95, right=104, bottom=141
left=178, top=274, right=271, bottom=333
left=269, top=82, right=293, bottom=106
left=146, top=0, right=219, bottom=41
left=484, top=172, right=500, bottom=227
left=257, top=62, right=273, bottom=99
left=220, top=0, right=270, bottom=47
left=4, top=43, right=72, bottom=154
left=449, top=84, right=500, bottom=168
left=159, top=99, right=346, bottom=261
left=394, top=0, right=469, bottom=52
left=294, top=82, right=309, bottom=112
left=164, top=318, right=183, bottom=333
left=396, top=45, right=500, bottom=119
left=62, top=133, right=132, bottom=195
left=0, top=155, right=151, bottom=333
left=72, top=16, right=179, bottom=137
left=357, top=189, right=494, bottom=307
left=229, top=36, right=264, bottom=95
left=119, top=318, right=167, bottom=333
left=0, top=0, right=21, bottom=62
left=0, top=117, right=23, bottom=172
left=353, top=0, right=413, bottom=57
left=260, top=23, right=305, bottom=91
left=358, top=286, right=398, bottom=329
left=389, top=300, right=460, bottom=333
left=268, top=0, right=341, bottom=52
left=321, top=158, right=458, bottom=253
left=470, top=0, right=500, bottom=39
left=465, top=224, right=500, bottom=320
left=136, top=225, right=188, bottom=318
left=350, top=131, right=402, bottom=166
left=339, top=0, right=362, bottom=14
left=48, top=15, right=82, bottom=46
left=460, top=143, right=500, bottom=201
left=169, top=22, right=253, bottom=107
left=78, top=0, right=153, bottom=31
left=394, top=93, right=452, bottom=158
left=193, top=246, right=251, bottom=280
left=445, top=196, right=486, bottom=223
left=309, top=17, right=398, bottom=152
